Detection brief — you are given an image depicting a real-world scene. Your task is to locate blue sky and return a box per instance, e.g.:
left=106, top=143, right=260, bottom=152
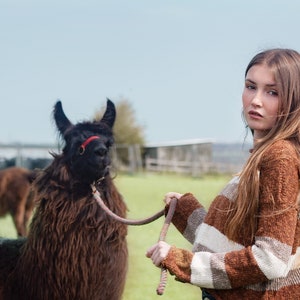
left=1, top=0, right=300, bottom=145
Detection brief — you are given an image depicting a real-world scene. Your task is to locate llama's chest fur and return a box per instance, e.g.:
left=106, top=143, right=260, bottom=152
left=9, top=193, right=128, bottom=300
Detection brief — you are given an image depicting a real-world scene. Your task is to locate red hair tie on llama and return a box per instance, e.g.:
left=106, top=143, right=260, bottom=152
left=79, top=136, right=100, bottom=155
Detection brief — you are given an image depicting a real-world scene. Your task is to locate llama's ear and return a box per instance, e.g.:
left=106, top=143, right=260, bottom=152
left=100, top=98, right=116, bottom=128
left=53, top=100, right=73, bottom=135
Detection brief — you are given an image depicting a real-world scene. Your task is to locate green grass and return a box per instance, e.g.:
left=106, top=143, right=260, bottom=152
left=116, top=172, right=230, bottom=300
left=0, top=172, right=230, bottom=299
left=0, top=214, right=17, bottom=238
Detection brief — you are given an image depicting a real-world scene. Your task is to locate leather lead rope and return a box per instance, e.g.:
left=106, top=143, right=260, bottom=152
left=91, top=184, right=177, bottom=296
left=91, top=184, right=165, bottom=225
left=156, top=198, right=177, bottom=295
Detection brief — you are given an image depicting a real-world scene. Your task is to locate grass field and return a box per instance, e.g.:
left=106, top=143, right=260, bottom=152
left=0, top=172, right=231, bottom=300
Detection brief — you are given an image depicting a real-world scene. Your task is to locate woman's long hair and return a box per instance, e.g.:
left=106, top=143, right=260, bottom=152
left=224, top=49, right=300, bottom=241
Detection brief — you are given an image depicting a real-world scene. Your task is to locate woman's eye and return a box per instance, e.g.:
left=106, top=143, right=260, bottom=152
left=246, top=84, right=255, bottom=90
left=268, top=90, right=278, bottom=96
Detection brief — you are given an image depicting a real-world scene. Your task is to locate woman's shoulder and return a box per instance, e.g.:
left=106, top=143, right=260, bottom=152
left=262, top=140, right=299, bottom=162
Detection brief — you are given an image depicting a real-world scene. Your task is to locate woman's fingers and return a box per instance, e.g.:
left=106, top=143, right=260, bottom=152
left=164, top=192, right=183, bottom=204
left=146, top=241, right=171, bottom=267
left=146, top=244, right=156, bottom=258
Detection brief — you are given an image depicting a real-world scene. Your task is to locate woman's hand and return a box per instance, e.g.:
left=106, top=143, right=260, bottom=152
left=146, top=241, right=171, bottom=267
left=146, top=193, right=182, bottom=267
left=164, top=192, right=183, bottom=205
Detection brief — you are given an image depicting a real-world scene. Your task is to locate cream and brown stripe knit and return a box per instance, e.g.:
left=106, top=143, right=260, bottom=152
left=162, top=140, right=300, bottom=299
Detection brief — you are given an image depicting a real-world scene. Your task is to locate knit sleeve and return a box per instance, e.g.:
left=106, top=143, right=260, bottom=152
left=162, top=246, right=193, bottom=283
left=162, top=141, right=300, bottom=289
left=168, top=193, right=207, bottom=244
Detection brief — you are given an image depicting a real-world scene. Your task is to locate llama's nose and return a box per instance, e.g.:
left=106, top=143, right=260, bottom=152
left=94, top=144, right=108, bottom=157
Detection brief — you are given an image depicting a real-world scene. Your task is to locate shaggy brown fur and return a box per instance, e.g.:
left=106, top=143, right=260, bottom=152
left=0, top=167, right=36, bottom=237
left=0, top=100, right=128, bottom=300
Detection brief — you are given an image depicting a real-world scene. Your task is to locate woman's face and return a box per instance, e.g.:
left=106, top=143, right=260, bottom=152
left=242, top=64, right=280, bottom=140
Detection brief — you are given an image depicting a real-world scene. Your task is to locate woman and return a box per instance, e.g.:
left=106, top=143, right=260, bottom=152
left=146, top=49, right=300, bottom=299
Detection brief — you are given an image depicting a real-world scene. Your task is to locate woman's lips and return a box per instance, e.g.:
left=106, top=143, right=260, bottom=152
left=248, top=110, right=263, bottom=119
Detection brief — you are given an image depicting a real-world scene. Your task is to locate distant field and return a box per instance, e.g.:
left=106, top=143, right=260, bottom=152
left=0, top=172, right=231, bottom=300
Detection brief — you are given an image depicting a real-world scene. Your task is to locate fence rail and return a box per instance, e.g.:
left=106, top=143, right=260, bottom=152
left=145, top=157, right=212, bottom=176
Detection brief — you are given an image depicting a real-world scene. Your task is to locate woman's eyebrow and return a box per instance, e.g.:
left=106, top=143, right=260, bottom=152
left=245, top=78, right=277, bottom=87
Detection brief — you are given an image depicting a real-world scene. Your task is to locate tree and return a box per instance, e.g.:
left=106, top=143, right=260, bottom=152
left=95, top=98, right=145, bottom=169
left=95, top=98, right=145, bottom=146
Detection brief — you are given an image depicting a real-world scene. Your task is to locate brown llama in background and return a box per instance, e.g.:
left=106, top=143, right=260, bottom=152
left=0, top=99, right=128, bottom=300
left=0, top=167, right=36, bottom=237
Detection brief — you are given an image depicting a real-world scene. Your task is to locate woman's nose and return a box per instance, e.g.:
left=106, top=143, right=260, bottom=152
left=250, top=92, right=263, bottom=107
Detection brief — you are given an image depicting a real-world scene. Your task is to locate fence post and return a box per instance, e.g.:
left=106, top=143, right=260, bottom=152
left=15, top=145, right=22, bottom=167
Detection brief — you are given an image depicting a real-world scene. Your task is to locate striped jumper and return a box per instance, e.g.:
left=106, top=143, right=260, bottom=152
left=162, top=140, right=300, bottom=299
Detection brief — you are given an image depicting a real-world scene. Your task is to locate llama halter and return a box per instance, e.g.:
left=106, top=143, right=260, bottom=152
left=79, top=136, right=100, bottom=155
left=91, top=183, right=177, bottom=295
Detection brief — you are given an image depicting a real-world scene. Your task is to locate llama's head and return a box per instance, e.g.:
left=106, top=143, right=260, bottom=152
left=53, top=99, right=116, bottom=184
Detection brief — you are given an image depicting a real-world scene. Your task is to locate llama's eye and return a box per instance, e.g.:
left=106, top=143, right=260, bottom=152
left=106, top=140, right=113, bottom=148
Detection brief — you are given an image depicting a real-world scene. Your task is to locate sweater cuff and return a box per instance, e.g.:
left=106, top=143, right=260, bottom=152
left=162, top=246, right=193, bottom=283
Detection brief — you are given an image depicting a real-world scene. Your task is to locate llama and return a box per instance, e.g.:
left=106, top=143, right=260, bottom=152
left=0, top=166, right=36, bottom=237
left=0, top=99, right=128, bottom=300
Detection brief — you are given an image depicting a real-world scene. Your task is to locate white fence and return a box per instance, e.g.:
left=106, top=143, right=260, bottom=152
left=145, top=158, right=213, bottom=176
